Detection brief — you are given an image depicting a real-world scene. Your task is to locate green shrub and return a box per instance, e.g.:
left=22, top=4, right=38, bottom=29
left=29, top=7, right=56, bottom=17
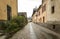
left=0, top=16, right=28, bottom=39
left=0, top=16, right=28, bottom=33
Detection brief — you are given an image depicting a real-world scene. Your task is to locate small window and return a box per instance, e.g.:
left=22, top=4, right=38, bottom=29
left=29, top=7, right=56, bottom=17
left=39, top=12, right=40, bottom=15
left=43, top=17, right=45, bottom=23
left=51, top=6, right=54, bottom=13
left=42, top=4, right=46, bottom=13
left=53, top=25, right=55, bottom=29
left=36, top=14, right=38, bottom=17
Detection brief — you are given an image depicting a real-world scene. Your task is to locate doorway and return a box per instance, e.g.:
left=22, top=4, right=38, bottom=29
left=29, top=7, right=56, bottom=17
left=7, top=5, right=11, bottom=20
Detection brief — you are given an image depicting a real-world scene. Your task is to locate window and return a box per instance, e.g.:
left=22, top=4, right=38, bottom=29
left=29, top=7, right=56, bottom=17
left=36, top=14, right=38, bottom=17
left=42, top=4, right=46, bottom=13
left=43, top=17, right=45, bottom=23
left=53, top=25, right=55, bottom=29
left=51, top=6, right=54, bottom=13
left=38, top=12, right=40, bottom=15
left=7, top=5, right=11, bottom=20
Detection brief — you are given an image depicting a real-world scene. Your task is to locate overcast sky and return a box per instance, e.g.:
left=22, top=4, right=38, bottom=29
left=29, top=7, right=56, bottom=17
left=18, top=0, right=42, bottom=17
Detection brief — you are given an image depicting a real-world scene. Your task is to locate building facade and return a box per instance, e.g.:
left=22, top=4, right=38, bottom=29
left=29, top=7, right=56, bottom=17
left=32, top=7, right=38, bottom=23
left=0, top=0, right=18, bottom=21
left=46, top=0, right=60, bottom=24
left=32, top=0, right=60, bottom=24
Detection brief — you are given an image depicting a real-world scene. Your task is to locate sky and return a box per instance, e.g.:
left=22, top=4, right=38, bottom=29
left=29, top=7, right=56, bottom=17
left=18, top=0, right=42, bottom=17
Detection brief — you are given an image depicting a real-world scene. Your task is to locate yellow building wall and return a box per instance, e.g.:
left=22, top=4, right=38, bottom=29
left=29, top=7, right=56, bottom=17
left=0, top=0, right=17, bottom=21
left=37, top=0, right=47, bottom=23
left=32, top=12, right=37, bottom=23
left=37, top=8, right=47, bottom=23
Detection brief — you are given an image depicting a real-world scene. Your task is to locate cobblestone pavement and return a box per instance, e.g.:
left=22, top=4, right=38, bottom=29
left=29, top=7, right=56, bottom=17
left=10, top=22, right=60, bottom=39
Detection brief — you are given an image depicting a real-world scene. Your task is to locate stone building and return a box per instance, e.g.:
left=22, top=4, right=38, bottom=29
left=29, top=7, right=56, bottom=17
left=37, top=5, right=46, bottom=23
left=0, top=0, right=18, bottom=21
left=32, top=0, right=60, bottom=24
left=46, top=0, right=60, bottom=24
left=42, top=0, right=60, bottom=24
left=32, top=7, right=38, bottom=23
left=18, top=12, right=27, bottom=18
left=32, top=0, right=47, bottom=23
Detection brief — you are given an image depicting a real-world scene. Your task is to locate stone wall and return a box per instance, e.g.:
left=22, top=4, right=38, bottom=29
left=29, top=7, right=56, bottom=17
left=37, top=22, right=60, bottom=34
left=46, top=0, right=60, bottom=22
